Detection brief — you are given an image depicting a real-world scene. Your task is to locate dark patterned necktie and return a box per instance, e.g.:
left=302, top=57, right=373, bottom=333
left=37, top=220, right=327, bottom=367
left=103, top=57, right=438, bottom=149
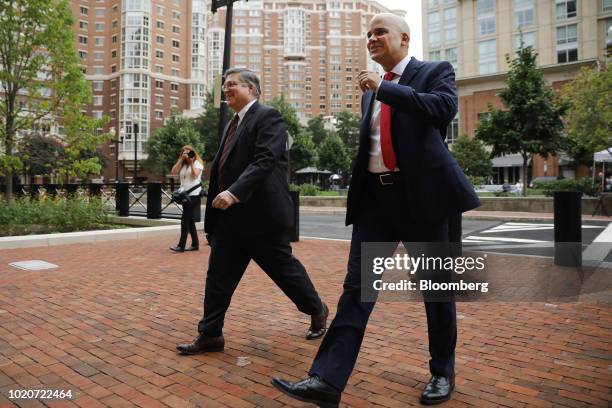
left=217, top=114, right=239, bottom=190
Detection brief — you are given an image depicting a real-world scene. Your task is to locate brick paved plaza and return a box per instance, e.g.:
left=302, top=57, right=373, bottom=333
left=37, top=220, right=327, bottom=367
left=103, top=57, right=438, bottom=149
left=0, top=236, right=610, bottom=407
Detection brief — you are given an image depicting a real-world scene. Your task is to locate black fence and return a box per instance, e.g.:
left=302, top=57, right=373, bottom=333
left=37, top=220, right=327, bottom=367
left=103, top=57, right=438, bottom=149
left=1, top=182, right=184, bottom=220
left=2, top=182, right=301, bottom=241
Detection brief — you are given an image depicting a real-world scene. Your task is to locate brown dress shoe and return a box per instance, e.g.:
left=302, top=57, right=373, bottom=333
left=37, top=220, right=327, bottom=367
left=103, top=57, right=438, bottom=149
left=176, top=335, right=224, bottom=354
left=306, top=302, right=329, bottom=340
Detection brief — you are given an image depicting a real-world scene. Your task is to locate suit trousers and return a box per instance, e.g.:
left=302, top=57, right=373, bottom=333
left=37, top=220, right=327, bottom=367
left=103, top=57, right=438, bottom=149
left=309, top=172, right=456, bottom=391
left=198, top=220, right=324, bottom=337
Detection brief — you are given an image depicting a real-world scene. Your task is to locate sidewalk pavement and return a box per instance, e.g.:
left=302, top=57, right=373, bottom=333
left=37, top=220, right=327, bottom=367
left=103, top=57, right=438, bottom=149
left=1, top=236, right=611, bottom=407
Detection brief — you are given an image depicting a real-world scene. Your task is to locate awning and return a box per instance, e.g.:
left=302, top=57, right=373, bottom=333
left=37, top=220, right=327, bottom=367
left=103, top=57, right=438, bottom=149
left=491, top=154, right=529, bottom=168
left=295, top=167, right=332, bottom=174
left=594, top=148, right=612, bottom=163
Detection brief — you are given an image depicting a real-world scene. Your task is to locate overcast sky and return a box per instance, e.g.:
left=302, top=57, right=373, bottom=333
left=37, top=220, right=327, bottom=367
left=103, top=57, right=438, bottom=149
left=374, top=0, right=423, bottom=59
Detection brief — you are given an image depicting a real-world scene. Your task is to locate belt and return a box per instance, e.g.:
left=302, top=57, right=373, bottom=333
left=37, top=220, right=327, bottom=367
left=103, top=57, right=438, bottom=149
left=367, top=171, right=401, bottom=186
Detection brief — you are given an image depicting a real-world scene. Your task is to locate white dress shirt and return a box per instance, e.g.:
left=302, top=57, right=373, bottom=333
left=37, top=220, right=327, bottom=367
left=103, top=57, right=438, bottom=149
left=368, top=55, right=411, bottom=173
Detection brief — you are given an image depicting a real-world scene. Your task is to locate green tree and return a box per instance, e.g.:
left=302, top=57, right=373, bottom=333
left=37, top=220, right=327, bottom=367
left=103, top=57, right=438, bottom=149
left=19, top=134, right=65, bottom=177
left=289, top=129, right=317, bottom=176
left=143, top=114, right=204, bottom=176
left=269, top=94, right=301, bottom=138
left=561, top=64, right=612, bottom=162
left=194, top=92, right=221, bottom=162
left=450, top=136, right=492, bottom=179
left=317, top=134, right=350, bottom=176
left=307, top=115, right=329, bottom=145
left=475, top=42, right=567, bottom=196
left=334, top=111, right=360, bottom=162
left=0, top=0, right=104, bottom=198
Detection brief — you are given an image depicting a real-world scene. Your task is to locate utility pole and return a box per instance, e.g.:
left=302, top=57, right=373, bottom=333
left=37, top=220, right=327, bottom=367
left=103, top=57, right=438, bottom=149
left=212, top=0, right=248, bottom=141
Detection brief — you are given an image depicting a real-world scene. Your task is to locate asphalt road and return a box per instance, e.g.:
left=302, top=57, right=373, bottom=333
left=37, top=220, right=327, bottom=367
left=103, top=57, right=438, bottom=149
left=298, top=212, right=612, bottom=261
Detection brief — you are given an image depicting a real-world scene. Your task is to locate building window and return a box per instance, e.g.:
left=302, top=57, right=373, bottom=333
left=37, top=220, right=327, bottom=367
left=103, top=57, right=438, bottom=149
left=172, top=40, right=180, bottom=48
left=79, top=50, right=87, bottom=60
left=605, top=0, right=612, bottom=12
left=111, top=50, right=117, bottom=58
left=110, top=79, right=117, bottom=89
left=556, top=24, right=578, bottom=63
left=428, top=50, right=441, bottom=60
left=173, top=11, right=181, bottom=20
left=156, top=50, right=164, bottom=58
left=94, top=52, right=104, bottom=61
left=93, top=81, right=104, bottom=91
left=93, top=96, right=103, bottom=106
left=446, top=115, right=459, bottom=144
left=79, top=36, right=88, bottom=44
left=170, top=98, right=178, bottom=107
left=171, top=68, right=179, bottom=76
left=156, top=5, right=165, bottom=15
left=156, top=65, right=163, bottom=73
left=445, top=47, right=458, bottom=74
left=112, top=35, right=117, bottom=43
left=427, top=0, right=439, bottom=7
left=428, top=11, right=440, bottom=47
left=95, top=22, right=104, bottom=31
left=514, top=31, right=535, bottom=50
left=172, top=25, right=180, bottom=33
left=478, top=39, right=497, bottom=74
left=157, top=21, right=164, bottom=29
left=556, top=0, right=577, bottom=20
left=79, top=21, right=88, bottom=30
left=477, top=0, right=496, bottom=36
left=156, top=35, right=164, bottom=44
left=93, top=66, right=103, bottom=75
left=156, top=80, right=163, bottom=89
left=92, top=111, right=103, bottom=119
left=156, top=95, right=163, bottom=105
left=95, top=37, right=104, bottom=46
left=172, top=54, right=179, bottom=63
left=444, top=8, right=457, bottom=43
left=170, top=83, right=179, bottom=91
left=155, top=110, right=163, bottom=120
left=515, top=0, right=534, bottom=28
left=80, top=6, right=88, bottom=15
left=95, top=8, right=105, bottom=17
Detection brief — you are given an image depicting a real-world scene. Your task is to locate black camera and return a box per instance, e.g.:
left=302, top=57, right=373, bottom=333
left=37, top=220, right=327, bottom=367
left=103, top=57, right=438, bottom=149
left=187, top=150, right=196, bottom=158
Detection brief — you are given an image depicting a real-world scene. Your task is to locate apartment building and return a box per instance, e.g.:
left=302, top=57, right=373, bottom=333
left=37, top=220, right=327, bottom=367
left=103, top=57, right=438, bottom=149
left=423, top=0, right=611, bottom=183
left=71, top=0, right=401, bottom=182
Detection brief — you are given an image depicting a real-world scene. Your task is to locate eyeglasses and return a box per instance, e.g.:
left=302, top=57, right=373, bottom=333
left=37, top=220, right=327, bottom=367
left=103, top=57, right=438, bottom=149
left=222, top=81, right=248, bottom=91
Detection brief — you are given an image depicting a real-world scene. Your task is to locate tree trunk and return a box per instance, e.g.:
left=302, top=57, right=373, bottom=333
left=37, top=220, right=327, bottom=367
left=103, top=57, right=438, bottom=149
left=521, top=155, right=528, bottom=197
left=4, top=132, right=14, bottom=202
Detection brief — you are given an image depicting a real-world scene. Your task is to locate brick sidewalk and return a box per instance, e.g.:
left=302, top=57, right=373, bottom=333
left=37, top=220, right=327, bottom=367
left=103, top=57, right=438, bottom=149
left=0, top=237, right=610, bottom=407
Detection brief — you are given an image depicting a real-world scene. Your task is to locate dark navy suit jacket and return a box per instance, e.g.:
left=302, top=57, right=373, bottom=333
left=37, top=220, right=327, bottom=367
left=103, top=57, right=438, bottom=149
left=346, top=57, right=481, bottom=225
left=204, top=102, right=294, bottom=236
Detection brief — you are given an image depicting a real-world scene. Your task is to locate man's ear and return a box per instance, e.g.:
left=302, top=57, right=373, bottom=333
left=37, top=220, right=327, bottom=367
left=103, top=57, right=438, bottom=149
left=401, top=33, right=410, bottom=47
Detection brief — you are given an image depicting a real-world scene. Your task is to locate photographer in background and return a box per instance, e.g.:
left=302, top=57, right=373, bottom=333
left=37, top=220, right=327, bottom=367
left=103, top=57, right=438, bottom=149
left=170, top=145, right=204, bottom=252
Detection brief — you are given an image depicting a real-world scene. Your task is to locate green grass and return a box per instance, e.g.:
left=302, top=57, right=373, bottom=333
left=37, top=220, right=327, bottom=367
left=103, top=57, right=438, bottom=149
left=317, top=191, right=341, bottom=196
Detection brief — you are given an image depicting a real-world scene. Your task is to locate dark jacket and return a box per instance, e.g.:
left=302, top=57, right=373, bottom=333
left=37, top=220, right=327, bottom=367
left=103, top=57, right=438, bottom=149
left=205, top=101, right=294, bottom=236
left=346, top=57, right=481, bottom=225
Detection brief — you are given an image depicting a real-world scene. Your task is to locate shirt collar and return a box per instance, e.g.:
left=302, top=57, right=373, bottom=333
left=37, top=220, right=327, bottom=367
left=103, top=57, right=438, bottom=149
left=237, top=99, right=257, bottom=123
left=389, top=54, right=412, bottom=78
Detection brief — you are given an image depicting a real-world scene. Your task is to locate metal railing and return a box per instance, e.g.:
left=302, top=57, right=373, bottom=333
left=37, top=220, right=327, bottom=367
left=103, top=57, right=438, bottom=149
left=2, top=182, right=185, bottom=220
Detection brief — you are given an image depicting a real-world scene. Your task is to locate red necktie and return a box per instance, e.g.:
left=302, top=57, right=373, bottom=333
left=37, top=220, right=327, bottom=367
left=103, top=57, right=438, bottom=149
left=380, top=72, right=397, bottom=170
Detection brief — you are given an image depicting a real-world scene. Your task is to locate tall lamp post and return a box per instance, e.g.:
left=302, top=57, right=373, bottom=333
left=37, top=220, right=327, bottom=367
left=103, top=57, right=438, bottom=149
left=133, top=120, right=139, bottom=184
left=111, top=127, right=124, bottom=182
left=212, top=0, right=247, bottom=140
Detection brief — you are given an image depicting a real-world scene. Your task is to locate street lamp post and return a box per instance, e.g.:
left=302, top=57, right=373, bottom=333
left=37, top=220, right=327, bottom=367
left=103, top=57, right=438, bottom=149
left=212, top=0, right=246, bottom=141
left=112, top=127, right=124, bottom=182
left=133, top=121, right=139, bottom=184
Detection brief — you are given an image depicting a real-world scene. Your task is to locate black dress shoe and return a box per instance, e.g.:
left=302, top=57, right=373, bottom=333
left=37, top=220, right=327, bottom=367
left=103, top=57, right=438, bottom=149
left=169, top=245, right=185, bottom=253
left=176, top=335, right=224, bottom=355
left=271, top=376, right=340, bottom=408
left=306, top=302, right=329, bottom=340
left=185, top=246, right=199, bottom=251
left=420, top=375, right=454, bottom=405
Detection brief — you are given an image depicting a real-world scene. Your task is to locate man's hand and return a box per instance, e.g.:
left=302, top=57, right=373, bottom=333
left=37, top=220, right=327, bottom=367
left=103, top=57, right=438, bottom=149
left=212, top=191, right=239, bottom=210
left=358, top=70, right=380, bottom=93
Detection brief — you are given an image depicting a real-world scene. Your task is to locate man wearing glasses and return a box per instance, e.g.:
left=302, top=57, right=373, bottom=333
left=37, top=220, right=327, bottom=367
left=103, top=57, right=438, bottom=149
left=176, top=68, right=328, bottom=355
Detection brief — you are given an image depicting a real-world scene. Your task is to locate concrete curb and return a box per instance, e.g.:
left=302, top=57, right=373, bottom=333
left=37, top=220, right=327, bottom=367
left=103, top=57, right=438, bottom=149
left=0, top=218, right=205, bottom=250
